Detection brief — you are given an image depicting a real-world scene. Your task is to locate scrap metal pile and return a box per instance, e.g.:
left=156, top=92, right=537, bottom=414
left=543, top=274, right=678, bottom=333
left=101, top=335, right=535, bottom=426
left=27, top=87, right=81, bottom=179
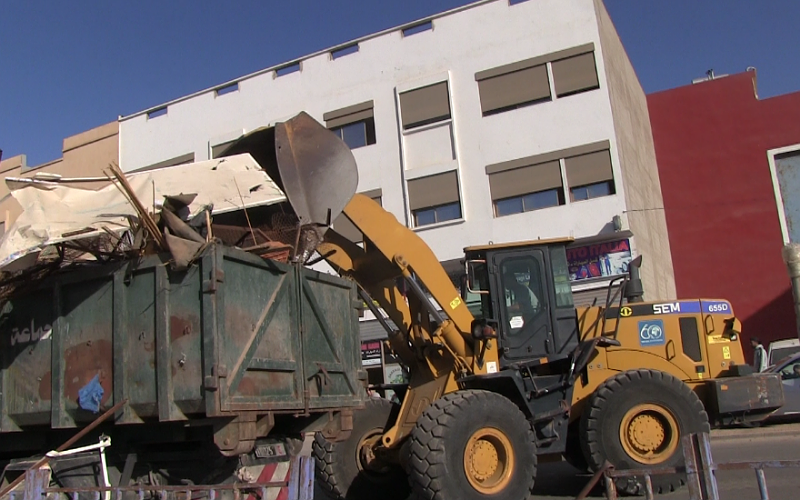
left=0, top=112, right=360, bottom=302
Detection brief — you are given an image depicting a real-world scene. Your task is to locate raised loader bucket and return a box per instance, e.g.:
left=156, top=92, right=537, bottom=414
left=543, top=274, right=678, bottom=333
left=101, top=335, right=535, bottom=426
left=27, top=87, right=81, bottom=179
left=219, top=112, right=359, bottom=261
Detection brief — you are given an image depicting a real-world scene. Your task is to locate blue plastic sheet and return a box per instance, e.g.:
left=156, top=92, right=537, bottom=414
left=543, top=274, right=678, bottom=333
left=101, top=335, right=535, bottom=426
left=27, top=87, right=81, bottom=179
left=78, top=374, right=104, bottom=413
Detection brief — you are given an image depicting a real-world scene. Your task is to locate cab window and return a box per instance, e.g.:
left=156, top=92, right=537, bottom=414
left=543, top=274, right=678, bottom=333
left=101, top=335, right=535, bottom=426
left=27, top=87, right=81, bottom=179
left=500, top=257, right=543, bottom=334
left=463, top=262, right=492, bottom=320
left=550, top=247, right=574, bottom=308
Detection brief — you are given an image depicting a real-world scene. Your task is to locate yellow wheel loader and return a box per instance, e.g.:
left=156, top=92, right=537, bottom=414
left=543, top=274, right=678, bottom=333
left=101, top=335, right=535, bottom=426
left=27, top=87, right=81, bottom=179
left=222, top=113, right=784, bottom=500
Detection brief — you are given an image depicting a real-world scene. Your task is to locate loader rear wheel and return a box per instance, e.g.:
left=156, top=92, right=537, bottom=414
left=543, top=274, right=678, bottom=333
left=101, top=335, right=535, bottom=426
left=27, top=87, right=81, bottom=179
left=313, top=398, right=409, bottom=500
left=406, top=390, right=536, bottom=500
left=580, top=369, right=710, bottom=495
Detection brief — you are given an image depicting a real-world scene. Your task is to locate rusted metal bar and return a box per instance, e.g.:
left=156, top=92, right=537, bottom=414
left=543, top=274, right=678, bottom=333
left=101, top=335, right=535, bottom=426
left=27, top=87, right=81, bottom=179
left=604, top=473, right=618, bottom=500
left=755, top=468, right=769, bottom=500
left=716, top=460, right=800, bottom=470
left=575, top=461, right=613, bottom=500
left=46, top=481, right=289, bottom=493
left=643, top=474, right=654, bottom=500
left=682, top=433, right=703, bottom=500
left=697, top=432, right=720, bottom=500
left=605, top=466, right=681, bottom=477
left=0, top=399, right=129, bottom=500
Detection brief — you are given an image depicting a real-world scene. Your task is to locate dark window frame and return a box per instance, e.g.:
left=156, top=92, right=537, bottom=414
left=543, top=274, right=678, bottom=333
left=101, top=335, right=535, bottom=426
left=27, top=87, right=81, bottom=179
left=413, top=201, right=462, bottom=227
left=494, top=187, right=565, bottom=217
left=569, top=180, right=615, bottom=202
left=330, top=117, right=376, bottom=150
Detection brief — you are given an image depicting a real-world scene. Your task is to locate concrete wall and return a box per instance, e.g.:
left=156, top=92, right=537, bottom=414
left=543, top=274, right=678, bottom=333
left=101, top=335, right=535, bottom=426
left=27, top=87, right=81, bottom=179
left=594, top=0, right=676, bottom=301
left=0, top=122, right=117, bottom=226
left=118, top=0, right=642, bottom=265
left=648, top=71, right=800, bottom=360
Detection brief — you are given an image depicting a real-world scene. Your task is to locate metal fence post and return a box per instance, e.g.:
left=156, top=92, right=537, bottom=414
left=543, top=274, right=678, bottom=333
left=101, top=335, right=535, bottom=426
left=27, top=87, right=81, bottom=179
left=755, top=468, right=770, bottom=500
left=299, top=457, right=314, bottom=500
left=604, top=474, right=618, bottom=500
left=23, top=469, right=49, bottom=500
left=682, top=434, right=703, bottom=500
left=697, top=432, right=720, bottom=500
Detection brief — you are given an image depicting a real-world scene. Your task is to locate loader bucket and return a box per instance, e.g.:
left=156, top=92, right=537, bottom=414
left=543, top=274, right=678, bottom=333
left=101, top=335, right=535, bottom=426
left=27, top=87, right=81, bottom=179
left=218, top=112, right=359, bottom=260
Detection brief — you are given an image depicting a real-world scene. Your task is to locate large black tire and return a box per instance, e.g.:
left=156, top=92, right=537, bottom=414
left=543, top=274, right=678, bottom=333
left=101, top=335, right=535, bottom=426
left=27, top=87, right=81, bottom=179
left=406, top=390, right=537, bottom=500
left=563, top=420, right=589, bottom=472
left=580, top=369, right=710, bottom=495
left=313, top=398, right=409, bottom=500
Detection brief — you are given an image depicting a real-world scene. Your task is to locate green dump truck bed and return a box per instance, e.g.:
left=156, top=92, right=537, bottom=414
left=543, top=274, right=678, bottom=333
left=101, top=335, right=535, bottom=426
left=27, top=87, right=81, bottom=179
left=0, top=243, right=364, bottom=434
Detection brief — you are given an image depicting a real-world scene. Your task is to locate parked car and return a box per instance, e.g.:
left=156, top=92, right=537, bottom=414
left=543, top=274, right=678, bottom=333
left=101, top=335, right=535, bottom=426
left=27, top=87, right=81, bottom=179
left=765, top=352, right=800, bottom=418
left=768, top=338, right=800, bottom=366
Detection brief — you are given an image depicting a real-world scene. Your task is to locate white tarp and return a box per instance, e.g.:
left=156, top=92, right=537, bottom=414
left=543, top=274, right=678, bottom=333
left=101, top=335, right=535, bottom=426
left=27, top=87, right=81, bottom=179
left=0, top=154, right=286, bottom=272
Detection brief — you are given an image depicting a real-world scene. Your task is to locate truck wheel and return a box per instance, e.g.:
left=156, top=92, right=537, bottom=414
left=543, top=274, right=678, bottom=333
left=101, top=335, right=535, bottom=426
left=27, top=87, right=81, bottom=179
left=313, top=398, right=409, bottom=500
left=406, top=390, right=536, bottom=500
left=580, top=369, right=710, bottom=495
left=563, top=421, right=589, bottom=472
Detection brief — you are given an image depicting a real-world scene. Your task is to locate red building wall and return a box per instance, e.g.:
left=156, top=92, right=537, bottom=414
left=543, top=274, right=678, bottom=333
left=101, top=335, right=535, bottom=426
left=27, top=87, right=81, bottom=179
left=648, top=71, right=800, bottom=362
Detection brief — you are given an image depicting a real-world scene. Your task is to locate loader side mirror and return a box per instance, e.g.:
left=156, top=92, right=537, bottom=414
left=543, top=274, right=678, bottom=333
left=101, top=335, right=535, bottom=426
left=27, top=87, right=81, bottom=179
left=465, top=260, right=489, bottom=295
left=471, top=319, right=497, bottom=340
left=624, top=255, right=644, bottom=303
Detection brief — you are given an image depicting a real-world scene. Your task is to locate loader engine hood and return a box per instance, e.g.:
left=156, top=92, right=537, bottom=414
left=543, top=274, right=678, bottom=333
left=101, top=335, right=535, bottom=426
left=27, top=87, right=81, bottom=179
left=218, top=112, right=359, bottom=261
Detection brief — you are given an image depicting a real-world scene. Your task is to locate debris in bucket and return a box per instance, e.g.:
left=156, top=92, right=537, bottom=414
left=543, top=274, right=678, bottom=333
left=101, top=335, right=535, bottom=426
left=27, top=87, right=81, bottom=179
left=0, top=153, right=298, bottom=299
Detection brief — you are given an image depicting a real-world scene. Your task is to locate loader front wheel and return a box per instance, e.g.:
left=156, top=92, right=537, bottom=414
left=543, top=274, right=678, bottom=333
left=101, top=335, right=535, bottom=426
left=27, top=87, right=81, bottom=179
left=580, top=369, right=710, bottom=495
left=406, top=390, right=536, bottom=500
left=313, top=398, right=409, bottom=500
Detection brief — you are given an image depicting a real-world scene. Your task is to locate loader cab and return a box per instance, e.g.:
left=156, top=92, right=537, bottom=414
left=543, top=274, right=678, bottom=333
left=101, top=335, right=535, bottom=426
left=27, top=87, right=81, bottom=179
left=464, top=238, right=579, bottom=367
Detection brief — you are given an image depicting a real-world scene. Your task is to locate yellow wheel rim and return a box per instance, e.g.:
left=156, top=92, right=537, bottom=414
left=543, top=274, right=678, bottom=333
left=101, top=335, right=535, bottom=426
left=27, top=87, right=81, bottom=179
left=619, top=403, right=679, bottom=465
left=463, top=427, right=515, bottom=494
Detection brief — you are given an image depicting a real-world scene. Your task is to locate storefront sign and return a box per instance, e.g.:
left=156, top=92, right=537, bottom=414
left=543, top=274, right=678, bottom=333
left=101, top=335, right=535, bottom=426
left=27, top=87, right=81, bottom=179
left=361, top=341, right=382, bottom=367
left=567, top=239, right=632, bottom=281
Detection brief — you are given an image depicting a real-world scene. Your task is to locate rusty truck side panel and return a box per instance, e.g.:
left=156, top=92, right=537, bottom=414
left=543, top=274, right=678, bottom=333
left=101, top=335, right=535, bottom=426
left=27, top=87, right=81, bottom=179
left=0, top=243, right=364, bottom=432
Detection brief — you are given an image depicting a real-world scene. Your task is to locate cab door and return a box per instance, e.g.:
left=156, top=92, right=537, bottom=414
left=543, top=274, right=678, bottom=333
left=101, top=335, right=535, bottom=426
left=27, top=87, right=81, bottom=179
left=491, top=250, right=553, bottom=362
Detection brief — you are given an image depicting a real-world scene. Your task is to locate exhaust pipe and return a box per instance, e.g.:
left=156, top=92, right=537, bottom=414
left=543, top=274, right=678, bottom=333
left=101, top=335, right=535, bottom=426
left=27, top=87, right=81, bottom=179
left=782, top=243, right=800, bottom=340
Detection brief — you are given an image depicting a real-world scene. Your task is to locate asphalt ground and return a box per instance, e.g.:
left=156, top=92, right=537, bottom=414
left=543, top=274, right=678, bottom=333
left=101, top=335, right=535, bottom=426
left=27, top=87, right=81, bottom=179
left=531, top=422, right=800, bottom=500
left=314, top=422, right=800, bottom=500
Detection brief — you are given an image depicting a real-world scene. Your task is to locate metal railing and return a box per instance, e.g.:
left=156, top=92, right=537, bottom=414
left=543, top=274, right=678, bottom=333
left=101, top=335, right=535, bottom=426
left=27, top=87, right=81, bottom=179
left=4, top=456, right=314, bottom=500
left=576, top=432, right=800, bottom=500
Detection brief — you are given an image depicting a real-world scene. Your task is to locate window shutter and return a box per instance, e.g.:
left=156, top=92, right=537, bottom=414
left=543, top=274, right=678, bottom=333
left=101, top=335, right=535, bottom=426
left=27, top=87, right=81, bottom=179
left=552, top=52, right=599, bottom=97
left=399, top=82, right=451, bottom=129
left=488, top=160, right=562, bottom=201
left=564, top=150, right=613, bottom=188
left=407, top=171, right=459, bottom=211
left=324, top=101, right=375, bottom=129
left=477, top=65, right=550, bottom=114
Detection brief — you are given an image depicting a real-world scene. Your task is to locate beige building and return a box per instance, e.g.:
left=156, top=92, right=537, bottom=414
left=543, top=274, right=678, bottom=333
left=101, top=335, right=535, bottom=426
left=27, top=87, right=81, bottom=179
left=0, top=122, right=118, bottom=234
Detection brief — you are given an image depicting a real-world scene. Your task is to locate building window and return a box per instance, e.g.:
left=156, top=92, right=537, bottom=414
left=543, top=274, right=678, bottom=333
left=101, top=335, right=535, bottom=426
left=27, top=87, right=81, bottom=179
left=407, top=170, right=461, bottom=227
left=414, top=202, right=462, bottom=227
left=486, top=157, right=565, bottom=217
left=402, top=21, right=433, bottom=37
left=130, top=152, right=195, bottom=173
left=475, top=43, right=598, bottom=116
left=475, top=63, right=550, bottom=115
left=215, top=82, right=239, bottom=97
left=324, top=101, right=376, bottom=150
left=333, top=189, right=382, bottom=243
left=570, top=180, right=614, bottom=202
left=211, top=140, right=235, bottom=159
left=275, top=62, right=301, bottom=77
left=147, top=107, right=167, bottom=119
left=564, top=149, right=615, bottom=202
left=551, top=51, right=599, bottom=97
left=331, top=43, right=359, bottom=60
left=399, top=82, right=451, bottom=130
left=495, top=189, right=563, bottom=216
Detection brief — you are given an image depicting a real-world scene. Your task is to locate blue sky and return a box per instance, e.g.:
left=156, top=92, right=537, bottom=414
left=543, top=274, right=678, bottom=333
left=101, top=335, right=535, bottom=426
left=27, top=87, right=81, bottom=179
left=1, top=0, right=797, bottom=166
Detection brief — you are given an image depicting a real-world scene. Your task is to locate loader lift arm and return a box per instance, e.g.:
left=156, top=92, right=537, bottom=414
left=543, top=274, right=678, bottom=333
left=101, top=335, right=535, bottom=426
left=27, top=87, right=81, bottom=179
left=317, top=194, right=499, bottom=447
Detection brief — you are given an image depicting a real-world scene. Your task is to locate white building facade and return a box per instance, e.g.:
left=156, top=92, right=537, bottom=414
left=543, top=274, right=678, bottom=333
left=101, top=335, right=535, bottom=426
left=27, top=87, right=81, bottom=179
left=118, top=0, right=676, bottom=343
